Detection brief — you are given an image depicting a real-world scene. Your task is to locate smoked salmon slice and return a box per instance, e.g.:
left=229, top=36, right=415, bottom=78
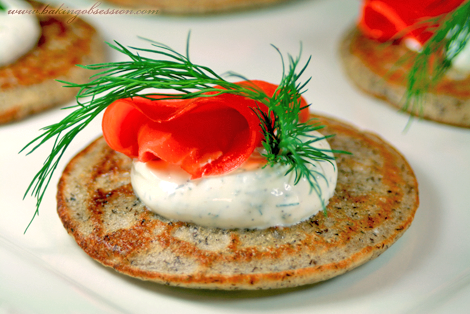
left=102, top=80, right=309, bottom=178
left=358, top=0, right=464, bottom=44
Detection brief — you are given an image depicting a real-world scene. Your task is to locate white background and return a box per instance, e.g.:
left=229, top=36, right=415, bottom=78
left=1, top=0, right=469, bottom=313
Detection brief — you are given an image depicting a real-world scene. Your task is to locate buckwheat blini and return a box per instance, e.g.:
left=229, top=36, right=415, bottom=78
left=102, top=0, right=294, bottom=14
left=0, top=0, right=105, bottom=124
left=340, top=0, right=470, bottom=128
left=57, top=114, right=418, bottom=289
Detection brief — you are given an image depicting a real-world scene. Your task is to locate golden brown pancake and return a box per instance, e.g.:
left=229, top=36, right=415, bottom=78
left=340, top=26, right=470, bottom=128
left=0, top=1, right=105, bottom=124
left=102, top=0, right=294, bottom=14
left=57, top=114, right=419, bottom=290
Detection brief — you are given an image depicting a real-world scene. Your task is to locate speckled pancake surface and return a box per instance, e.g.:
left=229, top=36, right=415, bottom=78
left=0, top=1, right=105, bottom=124
left=340, top=26, right=470, bottom=128
left=57, top=115, right=419, bottom=290
left=102, top=0, right=293, bottom=14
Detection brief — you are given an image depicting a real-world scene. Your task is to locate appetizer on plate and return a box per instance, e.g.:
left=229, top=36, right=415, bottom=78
left=101, top=0, right=293, bottom=14
left=24, top=39, right=419, bottom=290
left=340, top=0, right=470, bottom=128
left=0, top=0, right=105, bottom=124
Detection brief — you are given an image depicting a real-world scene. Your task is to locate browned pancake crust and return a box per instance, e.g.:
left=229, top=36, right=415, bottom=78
left=57, top=115, right=419, bottom=290
left=0, top=1, right=105, bottom=124
left=103, top=0, right=292, bottom=14
left=340, top=26, right=470, bottom=128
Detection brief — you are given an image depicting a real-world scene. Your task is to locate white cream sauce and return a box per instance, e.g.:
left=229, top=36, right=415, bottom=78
left=131, top=131, right=338, bottom=229
left=0, top=0, right=41, bottom=67
left=448, top=37, right=470, bottom=72
left=404, top=35, right=470, bottom=73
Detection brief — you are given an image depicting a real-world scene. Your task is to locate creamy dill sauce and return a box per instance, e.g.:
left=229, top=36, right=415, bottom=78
left=131, top=131, right=337, bottom=229
left=0, top=0, right=41, bottom=67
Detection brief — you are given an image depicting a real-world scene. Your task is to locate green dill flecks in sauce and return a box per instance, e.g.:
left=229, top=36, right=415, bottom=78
left=131, top=131, right=337, bottom=230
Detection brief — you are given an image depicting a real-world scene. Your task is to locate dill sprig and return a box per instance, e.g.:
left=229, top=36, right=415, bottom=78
left=403, top=1, right=470, bottom=116
left=21, top=36, right=341, bottom=229
left=254, top=46, right=341, bottom=208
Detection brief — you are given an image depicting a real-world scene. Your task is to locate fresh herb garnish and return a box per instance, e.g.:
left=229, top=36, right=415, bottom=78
left=403, top=1, right=470, bottom=117
left=253, top=46, right=343, bottom=206
left=22, top=35, right=344, bottom=230
left=0, top=1, right=6, bottom=11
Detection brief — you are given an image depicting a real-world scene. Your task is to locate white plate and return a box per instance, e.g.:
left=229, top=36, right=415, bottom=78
left=1, top=0, right=470, bottom=313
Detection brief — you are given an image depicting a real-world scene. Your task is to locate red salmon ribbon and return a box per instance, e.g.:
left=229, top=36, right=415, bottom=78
left=358, top=0, right=465, bottom=44
left=102, top=80, right=310, bottom=179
